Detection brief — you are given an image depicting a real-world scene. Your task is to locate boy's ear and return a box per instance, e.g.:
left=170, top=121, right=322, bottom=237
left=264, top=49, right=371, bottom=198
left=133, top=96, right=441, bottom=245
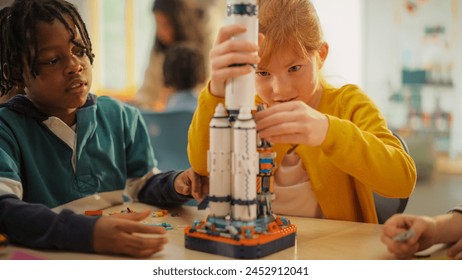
left=2, top=63, right=25, bottom=92
left=2, top=63, right=10, bottom=81
left=318, top=42, right=329, bottom=67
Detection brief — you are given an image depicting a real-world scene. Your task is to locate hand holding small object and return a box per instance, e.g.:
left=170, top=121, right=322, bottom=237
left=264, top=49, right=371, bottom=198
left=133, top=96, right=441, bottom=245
left=393, top=229, right=415, bottom=242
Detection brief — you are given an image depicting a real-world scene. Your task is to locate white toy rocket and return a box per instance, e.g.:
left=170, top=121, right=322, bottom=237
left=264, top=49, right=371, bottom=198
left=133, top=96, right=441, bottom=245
left=208, top=0, right=259, bottom=222
left=185, top=0, right=296, bottom=259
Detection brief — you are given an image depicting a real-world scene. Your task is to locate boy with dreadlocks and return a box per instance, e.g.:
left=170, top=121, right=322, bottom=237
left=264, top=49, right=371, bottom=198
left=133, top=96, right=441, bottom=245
left=0, top=0, right=207, bottom=257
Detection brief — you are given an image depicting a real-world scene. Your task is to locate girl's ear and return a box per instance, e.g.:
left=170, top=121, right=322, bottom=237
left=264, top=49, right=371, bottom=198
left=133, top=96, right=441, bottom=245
left=318, top=42, right=329, bottom=68
left=258, top=33, right=265, bottom=48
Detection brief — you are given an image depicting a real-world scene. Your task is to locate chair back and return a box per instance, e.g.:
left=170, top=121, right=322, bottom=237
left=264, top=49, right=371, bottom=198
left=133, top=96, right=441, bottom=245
left=141, top=109, right=194, bottom=171
left=373, top=131, right=411, bottom=224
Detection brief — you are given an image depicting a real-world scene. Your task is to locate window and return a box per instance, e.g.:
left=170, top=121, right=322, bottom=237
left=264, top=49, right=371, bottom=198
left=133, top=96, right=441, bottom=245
left=71, top=0, right=154, bottom=101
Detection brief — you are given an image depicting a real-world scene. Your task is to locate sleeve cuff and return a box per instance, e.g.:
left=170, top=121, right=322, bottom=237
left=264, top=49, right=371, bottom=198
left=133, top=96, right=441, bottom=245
left=60, top=210, right=99, bottom=253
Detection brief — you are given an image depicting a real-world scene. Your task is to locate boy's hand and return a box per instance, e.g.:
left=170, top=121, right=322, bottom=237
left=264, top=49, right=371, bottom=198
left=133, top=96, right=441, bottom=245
left=174, top=168, right=209, bottom=202
left=93, top=210, right=167, bottom=258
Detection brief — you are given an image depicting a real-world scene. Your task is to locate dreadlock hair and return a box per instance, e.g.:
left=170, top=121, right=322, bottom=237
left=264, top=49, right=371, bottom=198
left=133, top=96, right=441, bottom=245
left=0, top=0, right=94, bottom=97
left=163, top=42, right=205, bottom=91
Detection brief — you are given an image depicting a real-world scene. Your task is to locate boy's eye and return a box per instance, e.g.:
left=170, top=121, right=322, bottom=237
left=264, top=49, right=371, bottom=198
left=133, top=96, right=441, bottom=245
left=40, top=57, right=60, bottom=65
left=256, top=71, right=270, bottom=77
left=288, top=65, right=301, bottom=72
left=72, top=46, right=87, bottom=57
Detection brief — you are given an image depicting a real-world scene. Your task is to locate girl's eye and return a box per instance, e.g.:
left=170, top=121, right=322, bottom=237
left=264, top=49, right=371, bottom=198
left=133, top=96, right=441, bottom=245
left=256, top=71, right=270, bottom=77
left=288, top=65, right=301, bottom=72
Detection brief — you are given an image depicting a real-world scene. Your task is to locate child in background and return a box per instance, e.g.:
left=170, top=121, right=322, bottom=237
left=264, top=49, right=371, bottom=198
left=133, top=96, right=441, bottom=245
left=187, top=0, right=416, bottom=223
left=163, top=43, right=205, bottom=112
left=136, top=0, right=206, bottom=110
left=0, top=0, right=206, bottom=258
left=381, top=205, right=462, bottom=259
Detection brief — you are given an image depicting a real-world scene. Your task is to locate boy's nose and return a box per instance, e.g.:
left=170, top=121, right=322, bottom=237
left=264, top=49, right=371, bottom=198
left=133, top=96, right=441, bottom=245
left=65, top=57, right=84, bottom=75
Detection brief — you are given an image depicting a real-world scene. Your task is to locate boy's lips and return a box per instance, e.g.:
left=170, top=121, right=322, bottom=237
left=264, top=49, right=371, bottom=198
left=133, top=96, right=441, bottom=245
left=66, top=78, right=87, bottom=91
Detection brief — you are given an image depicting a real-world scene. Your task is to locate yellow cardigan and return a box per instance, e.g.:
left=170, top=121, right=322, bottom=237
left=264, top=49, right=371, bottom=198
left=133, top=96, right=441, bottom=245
left=187, top=83, right=416, bottom=223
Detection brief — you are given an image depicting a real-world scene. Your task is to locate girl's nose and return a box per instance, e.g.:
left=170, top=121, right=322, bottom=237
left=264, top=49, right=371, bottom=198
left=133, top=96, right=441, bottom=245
left=271, top=77, right=287, bottom=102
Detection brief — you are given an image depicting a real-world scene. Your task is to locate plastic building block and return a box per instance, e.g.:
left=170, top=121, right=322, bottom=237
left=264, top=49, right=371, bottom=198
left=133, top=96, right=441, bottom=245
left=84, top=210, right=103, bottom=216
left=152, top=209, right=169, bottom=217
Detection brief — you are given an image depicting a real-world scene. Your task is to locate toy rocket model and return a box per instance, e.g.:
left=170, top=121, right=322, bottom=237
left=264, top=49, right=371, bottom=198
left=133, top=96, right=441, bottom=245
left=224, top=0, right=259, bottom=116
left=184, top=0, right=296, bottom=259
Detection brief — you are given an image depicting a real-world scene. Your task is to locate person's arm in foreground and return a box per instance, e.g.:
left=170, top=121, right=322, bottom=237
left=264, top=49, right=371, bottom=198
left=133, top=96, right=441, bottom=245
left=0, top=168, right=208, bottom=258
left=381, top=211, right=462, bottom=259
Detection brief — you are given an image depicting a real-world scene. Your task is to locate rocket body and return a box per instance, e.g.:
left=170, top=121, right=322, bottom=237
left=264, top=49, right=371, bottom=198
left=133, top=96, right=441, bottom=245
left=231, top=107, right=258, bottom=221
left=208, top=104, right=232, bottom=217
left=225, top=0, right=258, bottom=116
left=207, top=1, right=260, bottom=223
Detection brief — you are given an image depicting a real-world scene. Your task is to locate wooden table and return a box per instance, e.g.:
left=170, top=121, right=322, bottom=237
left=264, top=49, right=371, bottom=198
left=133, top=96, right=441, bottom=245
left=0, top=201, right=409, bottom=260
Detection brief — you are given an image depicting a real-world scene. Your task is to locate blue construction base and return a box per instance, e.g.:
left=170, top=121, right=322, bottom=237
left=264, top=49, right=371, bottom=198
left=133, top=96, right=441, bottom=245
left=184, top=232, right=296, bottom=259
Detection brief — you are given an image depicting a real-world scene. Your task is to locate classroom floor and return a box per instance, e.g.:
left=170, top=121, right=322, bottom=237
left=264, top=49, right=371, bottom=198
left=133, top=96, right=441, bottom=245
left=405, top=161, right=462, bottom=216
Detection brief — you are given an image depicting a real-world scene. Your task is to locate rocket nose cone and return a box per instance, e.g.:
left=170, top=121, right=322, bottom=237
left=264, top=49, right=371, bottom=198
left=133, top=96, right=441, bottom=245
left=214, top=103, right=228, bottom=118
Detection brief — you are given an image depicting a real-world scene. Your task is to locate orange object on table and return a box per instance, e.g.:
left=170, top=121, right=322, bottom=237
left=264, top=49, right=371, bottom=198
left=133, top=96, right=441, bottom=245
left=84, top=210, right=103, bottom=216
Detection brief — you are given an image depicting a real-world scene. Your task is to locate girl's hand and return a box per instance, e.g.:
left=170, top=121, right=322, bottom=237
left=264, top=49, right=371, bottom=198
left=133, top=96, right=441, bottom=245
left=93, top=210, right=167, bottom=258
left=209, top=24, right=260, bottom=98
left=254, top=101, right=328, bottom=146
